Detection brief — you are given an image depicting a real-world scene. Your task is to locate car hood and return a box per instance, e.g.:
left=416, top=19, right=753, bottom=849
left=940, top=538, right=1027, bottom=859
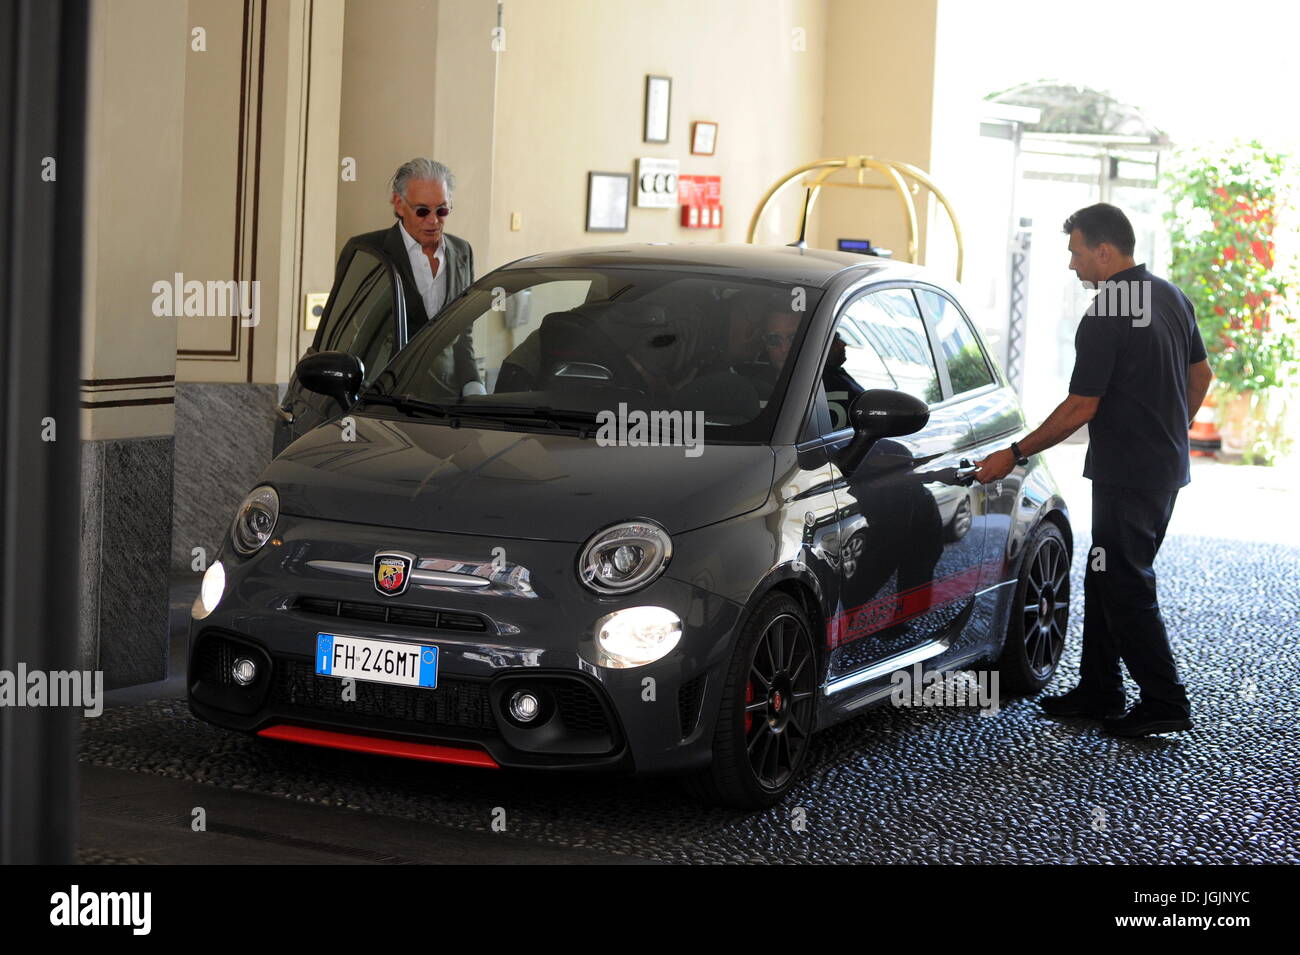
left=264, top=414, right=775, bottom=542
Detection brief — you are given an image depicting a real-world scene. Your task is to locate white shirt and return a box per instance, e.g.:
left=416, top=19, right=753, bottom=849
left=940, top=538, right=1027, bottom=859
left=398, top=221, right=449, bottom=321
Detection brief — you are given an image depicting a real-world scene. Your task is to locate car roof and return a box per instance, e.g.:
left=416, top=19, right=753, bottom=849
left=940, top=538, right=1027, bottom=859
left=497, top=243, right=928, bottom=288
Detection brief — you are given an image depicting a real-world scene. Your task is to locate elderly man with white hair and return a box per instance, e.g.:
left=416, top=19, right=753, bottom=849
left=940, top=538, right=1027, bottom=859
left=333, top=157, right=481, bottom=393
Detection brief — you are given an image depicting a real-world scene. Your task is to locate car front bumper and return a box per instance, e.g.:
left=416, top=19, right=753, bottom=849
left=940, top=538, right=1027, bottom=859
left=188, top=514, right=744, bottom=775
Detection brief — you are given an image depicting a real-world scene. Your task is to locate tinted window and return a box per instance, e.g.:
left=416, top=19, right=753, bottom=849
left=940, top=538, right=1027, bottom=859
left=842, top=288, right=943, bottom=405
left=915, top=288, right=995, bottom=397
left=321, top=249, right=398, bottom=389
left=819, top=314, right=895, bottom=432
left=814, top=288, right=942, bottom=434
left=369, top=267, right=824, bottom=443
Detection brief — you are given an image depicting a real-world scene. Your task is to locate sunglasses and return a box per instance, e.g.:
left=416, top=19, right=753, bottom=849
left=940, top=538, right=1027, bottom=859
left=408, top=201, right=451, bottom=218
left=763, top=332, right=797, bottom=347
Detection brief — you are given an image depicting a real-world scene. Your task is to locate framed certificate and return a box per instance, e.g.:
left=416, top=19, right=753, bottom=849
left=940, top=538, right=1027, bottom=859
left=691, top=121, right=718, bottom=156
left=643, top=75, right=671, bottom=144
left=585, top=171, right=630, bottom=232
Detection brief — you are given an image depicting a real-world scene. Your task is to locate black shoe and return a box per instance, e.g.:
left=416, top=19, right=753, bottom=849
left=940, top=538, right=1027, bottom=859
left=1103, top=703, right=1193, bottom=737
left=1039, top=687, right=1125, bottom=720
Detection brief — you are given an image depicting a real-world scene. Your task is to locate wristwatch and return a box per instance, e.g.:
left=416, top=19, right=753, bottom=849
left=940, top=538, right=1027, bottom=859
left=1010, top=441, right=1029, bottom=466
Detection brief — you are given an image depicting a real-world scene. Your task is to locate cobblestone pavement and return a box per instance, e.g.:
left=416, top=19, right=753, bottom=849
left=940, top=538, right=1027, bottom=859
left=80, top=529, right=1300, bottom=864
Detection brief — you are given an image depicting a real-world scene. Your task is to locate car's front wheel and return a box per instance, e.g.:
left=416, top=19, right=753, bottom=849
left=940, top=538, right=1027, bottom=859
left=995, top=521, right=1071, bottom=693
left=686, top=592, right=818, bottom=809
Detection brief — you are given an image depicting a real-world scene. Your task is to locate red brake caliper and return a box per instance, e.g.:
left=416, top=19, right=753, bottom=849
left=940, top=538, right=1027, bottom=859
left=744, top=680, right=754, bottom=735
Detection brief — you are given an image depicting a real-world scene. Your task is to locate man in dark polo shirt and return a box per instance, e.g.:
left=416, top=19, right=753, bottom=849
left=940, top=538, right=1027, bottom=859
left=974, top=203, right=1215, bottom=737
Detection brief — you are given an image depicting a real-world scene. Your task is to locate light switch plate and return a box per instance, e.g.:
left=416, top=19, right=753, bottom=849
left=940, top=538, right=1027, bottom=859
left=304, top=292, right=328, bottom=331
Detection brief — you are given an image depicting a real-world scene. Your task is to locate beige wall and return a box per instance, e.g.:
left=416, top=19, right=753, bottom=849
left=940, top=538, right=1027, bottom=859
left=487, top=0, right=830, bottom=271
left=81, top=0, right=188, bottom=441
left=176, top=0, right=345, bottom=385
left=335, top=0, right=440, bottom=254
left=816, top=0, right=938, bottom=263
left=432, top=0, right=499, bottom=268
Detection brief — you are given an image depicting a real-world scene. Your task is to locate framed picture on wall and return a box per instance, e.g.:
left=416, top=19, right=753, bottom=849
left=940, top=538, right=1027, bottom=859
left=691, top=121, right=718, bottom=156
left=586, top=171, right=631, bottom=232
left=644, top=75, right=671, bottom=143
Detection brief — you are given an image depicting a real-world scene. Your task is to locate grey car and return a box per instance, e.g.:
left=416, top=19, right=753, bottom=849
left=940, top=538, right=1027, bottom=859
left=190, top=244, right=1072, bottom=808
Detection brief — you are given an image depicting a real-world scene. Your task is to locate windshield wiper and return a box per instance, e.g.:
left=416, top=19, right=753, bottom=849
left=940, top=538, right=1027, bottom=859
left=444, top=404, right=602, bottom=434
left=358, top=392, right=454, bottom=418
left=450, top=404, right=599, bottom=423
left=360, top=395, right=602, bottom=432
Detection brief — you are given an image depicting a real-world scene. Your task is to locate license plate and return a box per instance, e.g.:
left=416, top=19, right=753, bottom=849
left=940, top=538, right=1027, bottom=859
left=314, top=633, right=438, bottom=689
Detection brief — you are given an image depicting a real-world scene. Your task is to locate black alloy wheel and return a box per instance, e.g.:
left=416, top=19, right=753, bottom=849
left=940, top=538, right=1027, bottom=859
left=687, top=592, right=818, bottom=808
left=996, top=522, right=1071, bottom=693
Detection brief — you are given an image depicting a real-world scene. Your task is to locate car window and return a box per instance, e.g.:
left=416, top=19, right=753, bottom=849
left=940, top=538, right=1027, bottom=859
left=915, top=288, right=995, bottom=397
left=478, top=279, right=597, bottom=393
left=818, top=315, right=894, bottom=433
left=321, top=249, right=398, bottom=389
left=370, top=267, right=824, bottom=444
left=842, top=288, right=943, bottom=403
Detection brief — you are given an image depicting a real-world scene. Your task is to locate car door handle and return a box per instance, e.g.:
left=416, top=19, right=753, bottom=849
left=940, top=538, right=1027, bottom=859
left=954, top=458, right=979, bottom=486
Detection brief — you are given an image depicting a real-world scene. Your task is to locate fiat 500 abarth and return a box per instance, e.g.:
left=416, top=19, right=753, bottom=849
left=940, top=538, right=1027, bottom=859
left=189, top=243, right=1072, bottom=808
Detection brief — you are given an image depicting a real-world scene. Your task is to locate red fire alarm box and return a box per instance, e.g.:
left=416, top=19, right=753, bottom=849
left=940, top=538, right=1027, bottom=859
left=678, top=175, right=722, bottom=229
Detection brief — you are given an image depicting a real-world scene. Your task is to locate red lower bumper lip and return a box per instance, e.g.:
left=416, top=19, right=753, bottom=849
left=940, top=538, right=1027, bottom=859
left=258, top=724, right=500, bottom=769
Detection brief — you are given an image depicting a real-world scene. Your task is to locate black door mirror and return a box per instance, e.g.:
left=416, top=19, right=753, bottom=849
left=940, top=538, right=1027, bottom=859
left=297, top=350, right=363, bottom=412
left=838, top=388, right=930, bottom=474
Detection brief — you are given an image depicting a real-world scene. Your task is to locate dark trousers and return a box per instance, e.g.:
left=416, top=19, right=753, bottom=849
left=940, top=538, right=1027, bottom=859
left=1078, top=482, right=1190, bottom=717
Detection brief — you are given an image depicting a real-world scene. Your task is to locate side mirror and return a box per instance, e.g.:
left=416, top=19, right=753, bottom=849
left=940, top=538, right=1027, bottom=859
left=297, top=350, right=363, bottom=412
left=838, top=389, right=929, bottom=474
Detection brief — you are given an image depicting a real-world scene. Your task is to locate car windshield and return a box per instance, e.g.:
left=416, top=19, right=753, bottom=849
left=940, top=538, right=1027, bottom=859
left=365, top=267, right=824, bottom=444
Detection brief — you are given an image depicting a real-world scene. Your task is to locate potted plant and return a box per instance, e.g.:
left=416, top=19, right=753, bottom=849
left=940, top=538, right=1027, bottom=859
left=1165, top=141, right=1298, bottom=465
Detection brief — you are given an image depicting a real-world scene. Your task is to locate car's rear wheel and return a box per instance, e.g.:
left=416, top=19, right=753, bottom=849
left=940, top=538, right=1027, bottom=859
left=996, top=521, right=1071, bottom=693
left=686, top=592, right=817, bottom=809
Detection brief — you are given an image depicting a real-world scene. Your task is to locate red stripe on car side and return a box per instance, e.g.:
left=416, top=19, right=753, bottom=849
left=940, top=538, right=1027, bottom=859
left=825, top=557, right=1009, bottom=649
left=258, top=724, right=500, bottom=768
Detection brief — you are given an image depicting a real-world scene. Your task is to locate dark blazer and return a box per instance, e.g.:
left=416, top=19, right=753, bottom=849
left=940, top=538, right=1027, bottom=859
left=332, top=222, right=479, bottom=393
left=334, top=222, right=474, bottom=334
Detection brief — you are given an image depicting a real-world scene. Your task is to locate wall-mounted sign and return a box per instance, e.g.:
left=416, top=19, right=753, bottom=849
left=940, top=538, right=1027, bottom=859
left=643, top=75, right=671, bottom=143
left=691, top=121, right=718, bottom=156
left=678, top=174, right=722, bottom=229
left=586, top=171, right=630, bottom=232
left=636, top=157, right=680, bottom=208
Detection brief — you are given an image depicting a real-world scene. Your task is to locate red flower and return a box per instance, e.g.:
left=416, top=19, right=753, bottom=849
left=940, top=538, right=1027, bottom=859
left=1250, top=240, right=1273, bottom=269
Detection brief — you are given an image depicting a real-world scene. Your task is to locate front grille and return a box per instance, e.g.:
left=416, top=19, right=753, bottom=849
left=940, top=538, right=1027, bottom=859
left=678, top=674, right=706, bottom=738
left=269, top=658, right=495, bottom=732
left=295, top=596, right=489, bottom=633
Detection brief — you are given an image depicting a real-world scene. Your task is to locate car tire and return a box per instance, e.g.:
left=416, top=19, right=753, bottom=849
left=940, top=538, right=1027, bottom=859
left=685, top=592, right=818, bottom=809
left=995, top=521, right=1071, bottom=694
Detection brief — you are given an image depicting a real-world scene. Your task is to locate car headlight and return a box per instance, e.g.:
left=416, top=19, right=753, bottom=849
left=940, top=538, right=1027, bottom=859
left=594, top=606, right=682, bottom=668
left=578, top=520, right=672, bottom=594
left=192, top=560, right=225, bottom=620
left=230, top=485, right=279, bottom=556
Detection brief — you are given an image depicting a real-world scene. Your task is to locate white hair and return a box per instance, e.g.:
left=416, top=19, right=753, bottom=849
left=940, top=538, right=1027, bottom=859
left=390, top=157, right=454, bottom=199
